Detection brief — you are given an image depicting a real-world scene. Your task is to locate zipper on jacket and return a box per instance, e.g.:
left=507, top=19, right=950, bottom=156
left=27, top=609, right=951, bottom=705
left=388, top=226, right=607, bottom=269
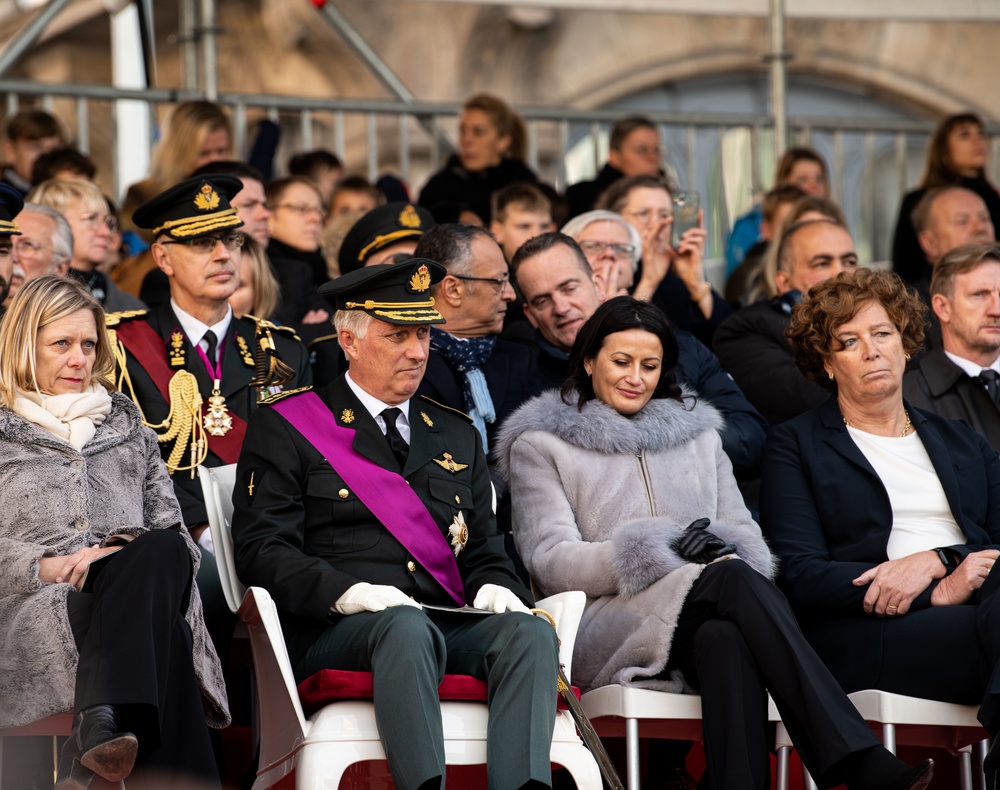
left=636, top=449, right=656, bottom=517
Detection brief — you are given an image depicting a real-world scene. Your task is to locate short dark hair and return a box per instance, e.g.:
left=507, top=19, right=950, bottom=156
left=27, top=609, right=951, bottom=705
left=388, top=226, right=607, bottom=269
left=562, top=296, right=684, bottom=409
left=776, top=217, right=848, bottom=272
left=598, top=174, right=670, bottom=213
left=609, top=116, right=657, bottom=153
left=762, top=184, right=808, bottom=222
left=786, top=268, right=926, bottom=391
left=30, top=146, right=96, bottom=185
left=266, top=175, right=322, bottom=206
left=510, top=232, right=592, bottom=284
left=192, top=160, right=264, bottom=185
left=910, top=185, right=986, bottom=235
left=288, top=149, right=343, bottom=178
left=931, top=242, right=1000, bottom=299
left=775, top=146, right=828, bottom=185
left=414, top=223, right=493, bottom=277
left=4, top=109, right=63, bottom=142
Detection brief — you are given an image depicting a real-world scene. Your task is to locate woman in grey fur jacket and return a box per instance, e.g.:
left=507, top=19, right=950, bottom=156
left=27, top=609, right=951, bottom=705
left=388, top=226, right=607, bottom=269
left=495, top=297, right=932, bottom=790
left=0, top=277, right=227, bottom=789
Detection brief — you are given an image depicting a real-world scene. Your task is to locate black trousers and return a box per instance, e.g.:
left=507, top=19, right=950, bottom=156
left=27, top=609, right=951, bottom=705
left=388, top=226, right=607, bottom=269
left=667, top=560, right=879, bottom=790
left=295, top=605, right=559, bottom=790
left=66, top=529, right=219, bottom=788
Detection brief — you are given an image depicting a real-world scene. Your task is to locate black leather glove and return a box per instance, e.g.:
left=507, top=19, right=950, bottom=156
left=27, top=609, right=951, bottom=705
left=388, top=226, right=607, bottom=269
left=671, top=518, right=737, bottom=564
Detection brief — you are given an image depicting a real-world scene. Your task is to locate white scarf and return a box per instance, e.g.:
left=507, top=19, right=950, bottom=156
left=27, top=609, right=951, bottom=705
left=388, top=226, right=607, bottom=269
left=13, top=384, right=114, bottom=451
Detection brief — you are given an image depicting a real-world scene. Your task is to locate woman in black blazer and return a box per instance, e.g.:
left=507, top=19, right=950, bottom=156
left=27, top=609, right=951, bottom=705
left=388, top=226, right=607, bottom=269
left=760, top=267, right=1000, bottom=785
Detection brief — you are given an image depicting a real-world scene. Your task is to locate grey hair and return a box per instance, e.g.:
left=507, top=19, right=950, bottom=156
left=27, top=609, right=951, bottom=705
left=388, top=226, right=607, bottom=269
left=560, top=210, right=642, bottom=272
left=19, top=202, right=74, bottom=268
left=333, top=308, right=373, bottom=339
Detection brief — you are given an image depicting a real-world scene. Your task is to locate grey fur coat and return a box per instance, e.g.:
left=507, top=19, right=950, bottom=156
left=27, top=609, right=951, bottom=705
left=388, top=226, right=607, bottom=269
left=495, top=390, right=776, bottom=692
left=0, top=392, right=230, bottom=729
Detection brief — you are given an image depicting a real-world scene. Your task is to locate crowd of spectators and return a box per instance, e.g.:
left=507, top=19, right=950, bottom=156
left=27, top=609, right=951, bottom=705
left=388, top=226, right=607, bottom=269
left=1, top=95, right=999, bottom=790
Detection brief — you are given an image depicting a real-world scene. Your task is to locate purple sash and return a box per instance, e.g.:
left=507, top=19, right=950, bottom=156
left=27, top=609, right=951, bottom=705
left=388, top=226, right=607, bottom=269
left=271, top=391, right=465, bottom=606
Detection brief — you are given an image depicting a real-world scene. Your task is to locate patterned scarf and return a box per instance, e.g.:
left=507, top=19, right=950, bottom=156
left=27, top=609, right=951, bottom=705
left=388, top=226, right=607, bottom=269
left=430, top=327, right=497, bottom=450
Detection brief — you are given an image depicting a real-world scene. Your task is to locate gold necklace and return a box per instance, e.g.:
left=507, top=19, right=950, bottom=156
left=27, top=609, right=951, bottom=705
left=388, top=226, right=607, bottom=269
left=842, top=409, right=911, bottom=437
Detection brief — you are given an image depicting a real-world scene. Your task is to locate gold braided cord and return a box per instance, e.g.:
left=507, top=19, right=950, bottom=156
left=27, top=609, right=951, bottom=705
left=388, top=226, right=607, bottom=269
left=153, top=208, right=240, bottom=236
left=356, top=229, right=423, bottom=262
left=345, top=298, right=436, bottom=310
left=372, top=308, right=444, bottom=322
left=109, top=330, right=207, bottom=474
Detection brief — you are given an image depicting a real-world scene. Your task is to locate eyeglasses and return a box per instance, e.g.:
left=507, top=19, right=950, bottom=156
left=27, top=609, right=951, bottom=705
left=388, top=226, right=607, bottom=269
left=625, top=208, right=673, bottom=224
left=13, top=239, right=51, bottom=258
left=158, top=231, right=247, bottom=254
left=577, top=240, right=636, bottom=260
left=79, top=212, right=118, bottom=232
left=273, top=203, right=325, bottom=217
left=454, top=273, right=510, bottom=291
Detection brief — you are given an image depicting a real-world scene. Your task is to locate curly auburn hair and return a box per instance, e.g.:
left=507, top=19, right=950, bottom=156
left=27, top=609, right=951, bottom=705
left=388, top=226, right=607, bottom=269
left=786, top=268, right=927, bottom=391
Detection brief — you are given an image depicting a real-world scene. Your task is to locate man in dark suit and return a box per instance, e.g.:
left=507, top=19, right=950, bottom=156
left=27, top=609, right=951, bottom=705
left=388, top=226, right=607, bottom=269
left=904, top=243, right=1000, bottom=452
left=414, top=223, right=541, bottom=456
left=231, top=259, right=558, bottom=790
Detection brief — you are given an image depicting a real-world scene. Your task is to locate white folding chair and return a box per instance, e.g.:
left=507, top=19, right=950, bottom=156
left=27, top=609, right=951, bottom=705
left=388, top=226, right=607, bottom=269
left=848, top=689, right=989, bottom=790
left=198, top=463, right=244, bottom=614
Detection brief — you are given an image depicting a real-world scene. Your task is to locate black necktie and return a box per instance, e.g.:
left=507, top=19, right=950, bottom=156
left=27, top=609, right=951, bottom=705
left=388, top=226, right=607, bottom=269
left=380, top=407, right=409, bottom=468
left=203, top=330, right=219, bottom=368
left=981, top=369, right=1000, bottom=408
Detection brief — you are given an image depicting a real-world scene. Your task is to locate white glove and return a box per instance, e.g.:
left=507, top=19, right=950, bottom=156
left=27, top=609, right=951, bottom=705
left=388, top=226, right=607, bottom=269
left=333, top=582, right=422, bottom=615
left=473, top=583, right=532, bottom=614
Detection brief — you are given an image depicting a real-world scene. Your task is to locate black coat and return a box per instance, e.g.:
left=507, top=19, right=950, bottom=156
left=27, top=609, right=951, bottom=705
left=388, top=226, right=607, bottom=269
left=564, top=163, right=624, bottom=219
left=759, top=399, right=1000, bottom=694
left=713, top=298, right=829, bottom=425
left=648, top=270, right=732, bottom=349
left=903, top=347, right=1000, bottom=454
left=891, top=175, right=1000, bottom=287
left=113, top=301, right=312, bottom=525
left=417, top=155, right=537, bottom=224
left=231, top=377, right=532, bottom=666
left=416, top=337, right=543, bottom=455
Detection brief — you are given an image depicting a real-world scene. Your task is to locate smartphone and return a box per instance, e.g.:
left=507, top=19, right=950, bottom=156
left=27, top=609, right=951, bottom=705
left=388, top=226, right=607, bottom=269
left=671, top=191, right=700, bottom=249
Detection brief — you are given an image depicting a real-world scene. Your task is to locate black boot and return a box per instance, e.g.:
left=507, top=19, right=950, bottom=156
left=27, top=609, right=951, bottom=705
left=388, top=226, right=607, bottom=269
left=72, top=705, right=138, bottom=782
left=54, top=734, right=94, bottom=790
left=836, top=745, right=933, bottom=790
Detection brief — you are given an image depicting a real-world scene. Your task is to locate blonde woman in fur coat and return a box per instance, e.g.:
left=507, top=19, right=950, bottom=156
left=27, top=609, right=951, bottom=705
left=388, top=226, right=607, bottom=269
left=0, top=276, right=228, bottom=789
left=496, top=296, right=931, bottom=790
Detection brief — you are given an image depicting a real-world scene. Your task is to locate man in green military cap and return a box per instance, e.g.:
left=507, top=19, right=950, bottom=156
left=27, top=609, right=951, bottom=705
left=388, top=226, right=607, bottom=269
left=232, top=257, right=558, bottom=790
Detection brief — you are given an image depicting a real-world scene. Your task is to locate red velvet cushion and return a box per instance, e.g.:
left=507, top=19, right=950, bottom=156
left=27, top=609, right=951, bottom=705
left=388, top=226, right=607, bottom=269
left=297, top=669, right=579, bottom=718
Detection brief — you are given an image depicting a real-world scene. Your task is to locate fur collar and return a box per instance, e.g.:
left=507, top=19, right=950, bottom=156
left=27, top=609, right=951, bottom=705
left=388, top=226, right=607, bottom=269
left=495, top=388, right=722, bottom=482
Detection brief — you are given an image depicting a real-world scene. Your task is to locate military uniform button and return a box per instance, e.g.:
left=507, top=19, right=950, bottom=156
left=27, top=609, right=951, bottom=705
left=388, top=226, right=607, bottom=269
left=407, top=561, right=416, bottom=572
left=338, top=489, right=349, bottom=499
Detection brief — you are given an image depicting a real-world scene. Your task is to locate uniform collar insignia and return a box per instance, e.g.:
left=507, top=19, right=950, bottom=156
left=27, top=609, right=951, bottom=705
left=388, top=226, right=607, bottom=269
left=168, top=329, right=186, bottom=367
left=340, top=408, right=355, bottom=424
left=236, top=335, right=255, bottom=367
left=421, top=411, right=433, bottom=427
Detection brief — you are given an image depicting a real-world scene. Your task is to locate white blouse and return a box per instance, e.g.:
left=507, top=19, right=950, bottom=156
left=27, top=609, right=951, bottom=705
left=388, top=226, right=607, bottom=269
left=846, top=427, right=967, bottom=560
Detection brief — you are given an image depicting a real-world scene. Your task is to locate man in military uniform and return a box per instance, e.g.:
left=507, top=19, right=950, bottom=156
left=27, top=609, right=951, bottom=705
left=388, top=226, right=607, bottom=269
left=0, top=182, right=24, bottom=312
left=231, top=259, right=558, bottom=790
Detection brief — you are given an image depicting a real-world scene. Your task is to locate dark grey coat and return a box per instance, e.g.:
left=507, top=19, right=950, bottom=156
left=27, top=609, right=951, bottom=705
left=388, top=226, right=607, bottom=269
left=0, top=393, right=229, bottom=728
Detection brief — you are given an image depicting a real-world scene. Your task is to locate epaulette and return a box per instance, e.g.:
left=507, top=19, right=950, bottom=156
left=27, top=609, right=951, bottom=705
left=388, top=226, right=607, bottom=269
left=260, top=385, right=313, bottom=405
left=105, top=309, right=147, bottom=328
left=307, top=333, right=338, bottom=349
left=245, top=314, right=302, bottom=343
left=419, top=395, right=473, bottom=424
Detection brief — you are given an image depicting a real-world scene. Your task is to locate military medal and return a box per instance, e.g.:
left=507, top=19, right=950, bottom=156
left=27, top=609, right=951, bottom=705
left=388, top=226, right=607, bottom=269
left=448, top=511, right=469, bottom=556
left=204, top=379, right=233, bottom=436
left=433, top=452, right=469, bottom=474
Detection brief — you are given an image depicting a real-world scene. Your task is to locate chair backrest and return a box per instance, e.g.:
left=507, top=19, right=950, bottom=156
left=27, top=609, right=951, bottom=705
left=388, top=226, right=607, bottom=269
left=198, top=463, right=244, bottom=613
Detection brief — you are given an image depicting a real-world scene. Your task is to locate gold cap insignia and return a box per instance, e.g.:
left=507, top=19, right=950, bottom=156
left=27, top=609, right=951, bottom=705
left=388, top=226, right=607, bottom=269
left=340, top=408, right=355, bottom=424
left=409, top=264, right=432, bottom=293
left=433, top=452, right=469, bottom=474
left=448, top=511, right=469, bottom=556
left=194, top=183, right=221, bottom=212
left=399, top=205, right=422, bottom=229
left=421, top=411, right=434, bottom=427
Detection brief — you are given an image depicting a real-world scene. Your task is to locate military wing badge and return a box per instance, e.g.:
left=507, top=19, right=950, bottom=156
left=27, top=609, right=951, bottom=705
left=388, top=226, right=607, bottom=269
left=433, top=452, right=468, bottom=474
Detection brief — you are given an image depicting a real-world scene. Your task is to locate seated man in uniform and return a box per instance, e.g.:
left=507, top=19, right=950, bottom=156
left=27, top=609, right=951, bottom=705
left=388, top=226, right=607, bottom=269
left=108, top=174, right=311, bottom=655
left=231, top=259, right=559, bottom=790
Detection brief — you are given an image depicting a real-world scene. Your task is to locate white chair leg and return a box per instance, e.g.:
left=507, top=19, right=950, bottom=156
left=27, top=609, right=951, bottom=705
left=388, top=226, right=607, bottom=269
left=803, top=767, right=819, bottom=790
left=883, top=722, right=897, bottom=754
left=960, top=744, right=974, bottom=790
left=774, top=721, right=792, bottom=790
left=625, top=717, right=640, bottom=790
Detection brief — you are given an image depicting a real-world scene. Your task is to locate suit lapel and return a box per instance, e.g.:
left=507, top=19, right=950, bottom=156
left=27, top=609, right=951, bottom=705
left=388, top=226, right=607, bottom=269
left=152, top=302, right=214, bottom=394
left=819, top=398, right=879, bottom=477
left=321, top=377, right=400, bottom=470
left=403, top=403, right=443, bottom=478
left=221, top=318, right=255, bottom=400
